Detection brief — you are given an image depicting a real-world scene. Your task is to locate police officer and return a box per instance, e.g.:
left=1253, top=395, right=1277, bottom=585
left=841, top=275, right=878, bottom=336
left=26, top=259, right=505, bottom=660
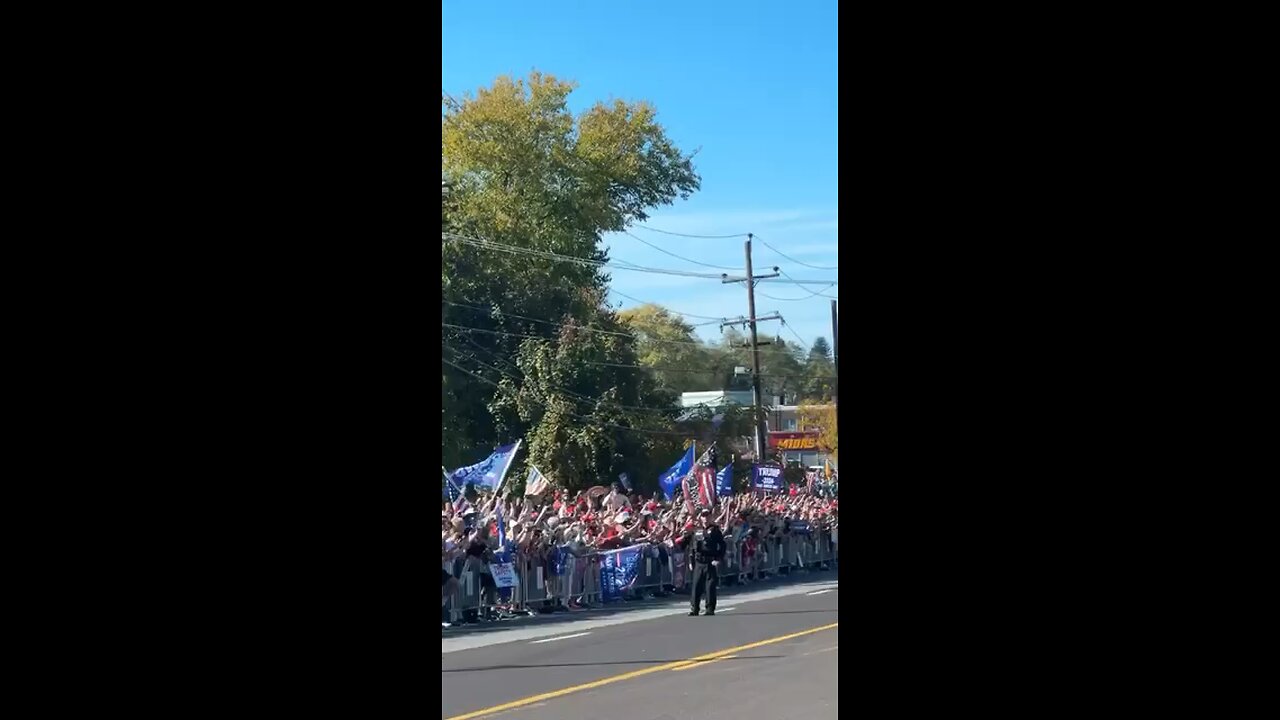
left=687, top=509, right=726, bottom=616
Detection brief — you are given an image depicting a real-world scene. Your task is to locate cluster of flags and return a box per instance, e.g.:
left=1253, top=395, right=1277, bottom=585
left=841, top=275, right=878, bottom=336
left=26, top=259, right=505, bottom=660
left=445, top=436, right=791, bottom=513
left=661, top=443, right=737, bottom=512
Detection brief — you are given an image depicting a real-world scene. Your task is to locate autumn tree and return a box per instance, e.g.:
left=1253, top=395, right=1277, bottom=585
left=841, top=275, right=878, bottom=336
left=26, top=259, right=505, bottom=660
left=798, top=403, right=838, bottom=462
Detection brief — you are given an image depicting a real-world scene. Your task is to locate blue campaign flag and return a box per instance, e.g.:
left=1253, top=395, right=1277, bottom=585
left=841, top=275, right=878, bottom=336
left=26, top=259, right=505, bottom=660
left=598, top=546, right=643, bottom=602
left=658, top=444, right=695, bottom=500
left=715, top=464, right=733, bottom=498
left=448, top=441, right=521, bottom=492
left=619, top=472, right=632, bottom=492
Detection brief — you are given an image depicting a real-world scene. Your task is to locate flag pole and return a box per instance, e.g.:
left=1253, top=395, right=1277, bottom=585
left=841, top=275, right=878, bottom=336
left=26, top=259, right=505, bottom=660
left=493, top=439, right=522, bottom=497
left=443, top=466, right=461, bottom=497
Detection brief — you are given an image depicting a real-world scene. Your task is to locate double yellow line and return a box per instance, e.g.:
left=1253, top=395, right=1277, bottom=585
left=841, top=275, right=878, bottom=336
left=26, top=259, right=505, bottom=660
left=444, top=622, right=838, bottom=720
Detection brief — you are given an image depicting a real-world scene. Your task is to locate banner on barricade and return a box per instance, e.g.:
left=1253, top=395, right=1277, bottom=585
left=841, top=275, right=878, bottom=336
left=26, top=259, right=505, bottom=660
left=790, top=520, right=810, bottom=534
left=752, top=463, right=784, bottom=493
left=598, top=546, right=642, bottom=602
left=491, top=562, right=518, bottom=588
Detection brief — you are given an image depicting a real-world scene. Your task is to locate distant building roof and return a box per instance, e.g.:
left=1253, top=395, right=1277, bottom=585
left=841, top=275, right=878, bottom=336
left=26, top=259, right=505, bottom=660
left=678, top=390, right=755, bottom=409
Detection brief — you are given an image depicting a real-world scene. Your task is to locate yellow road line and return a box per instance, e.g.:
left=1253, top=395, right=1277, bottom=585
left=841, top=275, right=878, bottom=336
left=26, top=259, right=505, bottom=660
left=444, top=622, right=838, bottom=720
left=671, top=654, right=737, bottom=671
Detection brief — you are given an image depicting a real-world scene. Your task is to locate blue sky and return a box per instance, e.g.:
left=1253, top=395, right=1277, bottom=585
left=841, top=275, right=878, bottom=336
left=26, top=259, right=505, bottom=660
left=443, top=0, right=839, bottom=350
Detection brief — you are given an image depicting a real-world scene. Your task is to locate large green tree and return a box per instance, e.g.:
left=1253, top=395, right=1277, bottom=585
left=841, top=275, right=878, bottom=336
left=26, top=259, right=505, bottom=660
left=617, top=304, right=719, bottom=395
left=801, top=336, right=836, bottom=402
left=441, top=72, right=700, bottom=479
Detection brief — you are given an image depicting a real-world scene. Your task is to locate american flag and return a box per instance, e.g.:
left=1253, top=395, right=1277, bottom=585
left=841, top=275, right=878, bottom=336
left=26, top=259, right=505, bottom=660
left=682, top=446, right=718, bottom=512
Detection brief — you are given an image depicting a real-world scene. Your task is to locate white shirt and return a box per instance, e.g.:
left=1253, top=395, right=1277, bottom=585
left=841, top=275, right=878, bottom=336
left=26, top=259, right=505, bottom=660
left=605, top=492, right=630, bottom=512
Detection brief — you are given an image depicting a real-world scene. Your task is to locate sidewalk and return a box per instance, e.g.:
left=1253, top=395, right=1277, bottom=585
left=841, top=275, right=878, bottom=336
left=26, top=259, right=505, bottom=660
left=442, top=565, right=839, bottom=639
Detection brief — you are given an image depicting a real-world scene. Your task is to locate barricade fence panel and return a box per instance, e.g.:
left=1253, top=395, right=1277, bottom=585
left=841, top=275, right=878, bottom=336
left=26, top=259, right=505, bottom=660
left=443, top=528, right=836, bottom=623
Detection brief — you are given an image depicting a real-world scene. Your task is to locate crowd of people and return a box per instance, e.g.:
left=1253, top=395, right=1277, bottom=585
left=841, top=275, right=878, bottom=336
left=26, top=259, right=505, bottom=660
left=441, top=480, right=838, bottom=626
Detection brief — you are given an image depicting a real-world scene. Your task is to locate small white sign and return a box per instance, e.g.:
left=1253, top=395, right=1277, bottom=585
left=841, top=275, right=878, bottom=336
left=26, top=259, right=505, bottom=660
left=491, top=563, right=517, bottom=588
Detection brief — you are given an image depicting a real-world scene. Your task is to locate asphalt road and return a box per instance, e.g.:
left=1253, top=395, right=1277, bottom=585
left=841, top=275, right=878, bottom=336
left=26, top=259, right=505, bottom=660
left=441, top=583, right=839, bottom=719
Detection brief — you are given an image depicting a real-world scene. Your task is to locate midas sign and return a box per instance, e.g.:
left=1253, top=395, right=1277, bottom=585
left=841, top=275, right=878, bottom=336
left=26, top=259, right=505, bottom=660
left=768, top=432, right=820, bottom=450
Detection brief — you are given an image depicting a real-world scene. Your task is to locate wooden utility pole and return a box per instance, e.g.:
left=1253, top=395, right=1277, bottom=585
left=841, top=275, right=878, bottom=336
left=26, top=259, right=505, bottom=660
left=831, top=299, right=838, bottom=407
left=721, top=234, right=781, bottom=461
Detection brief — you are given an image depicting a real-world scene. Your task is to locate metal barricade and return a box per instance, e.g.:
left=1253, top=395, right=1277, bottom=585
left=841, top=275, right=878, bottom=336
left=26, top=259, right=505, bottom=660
left=580, top=552, right=601, bottom=605
left=765, top=537, right=783, bottom=575
left=721, top=536, right=737, bottom=582
left=634, top=545, right=664, bottom=595
left=671, top=550, right=687, bottom=589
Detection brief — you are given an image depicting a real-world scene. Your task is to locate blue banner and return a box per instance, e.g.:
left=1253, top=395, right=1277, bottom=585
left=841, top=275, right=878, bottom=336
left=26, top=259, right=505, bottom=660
left=598, top=546, right=642, bottom=602
left=658, top=445, right=695, bottom=500
left=448, top=442, right=520, bottom=492
left=752, top=463, right=784, bottom=493
left=715, top=464, right=733, bottom=498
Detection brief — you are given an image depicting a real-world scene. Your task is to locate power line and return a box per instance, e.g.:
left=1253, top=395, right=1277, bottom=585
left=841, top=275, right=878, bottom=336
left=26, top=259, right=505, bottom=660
left=781, top=318, right=811, bottom=350
left=778, top=269, right=838, bottom=298
left=445, top=301, right=641, bottom=340
left=443, top=320, right=804, bottom=359
left=446, top=231, right=839, bottom=285
left=634, top=224, right=748, bottom=239
left=755, top=235, right=838, bottom=271
left=620, top=231, right=741, bottom=271
left=757, top=274, right=839, bottom=287
left=445, top=344, right=679, bottom=416
left=444, top=311, right=721, bottom=349
left=444, top=233, right=724, bottom=280
left=757, top=282, right=838, bottom=302
left=442, top=356, right=690, bottom=436
left=581, top=360, right=827, bottom=380
left=608, top=289, right=726, bottom=322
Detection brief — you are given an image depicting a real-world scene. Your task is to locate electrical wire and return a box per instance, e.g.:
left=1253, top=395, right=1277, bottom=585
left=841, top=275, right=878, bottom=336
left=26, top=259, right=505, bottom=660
left=620, top=231, right=741, bottom=271
left=442, top=320, right=805, bottom=359
left=757, top=282, right=838, bottom=301
left=633, top=224, right=749, bottom=239
left=445, top=344, right=678, bottom=416
left=444, top=233, right=724, bottom=280
left=755, top=235, right=838, bottom=271
left=442, top=356, right=690, bottom=436
left=608, top=289, right=726, bottom=322
left=444, top=232, right=837, bottom=285
left=581, top=360, right=827, bottom=380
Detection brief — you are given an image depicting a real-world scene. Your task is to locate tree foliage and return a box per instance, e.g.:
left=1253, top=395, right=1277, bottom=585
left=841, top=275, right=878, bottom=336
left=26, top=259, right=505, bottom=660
left=442, top=72, right=836, bottom=489
left=442, top=72, right=700, bottom=483
left=800, top=336, right=836, bottom=402
left=798, top=403, right=838, bottom=461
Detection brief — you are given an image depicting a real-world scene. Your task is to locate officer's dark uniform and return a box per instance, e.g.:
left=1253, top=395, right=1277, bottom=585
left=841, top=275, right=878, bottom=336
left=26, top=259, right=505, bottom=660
left=687, top=522, right=726, bottom=615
